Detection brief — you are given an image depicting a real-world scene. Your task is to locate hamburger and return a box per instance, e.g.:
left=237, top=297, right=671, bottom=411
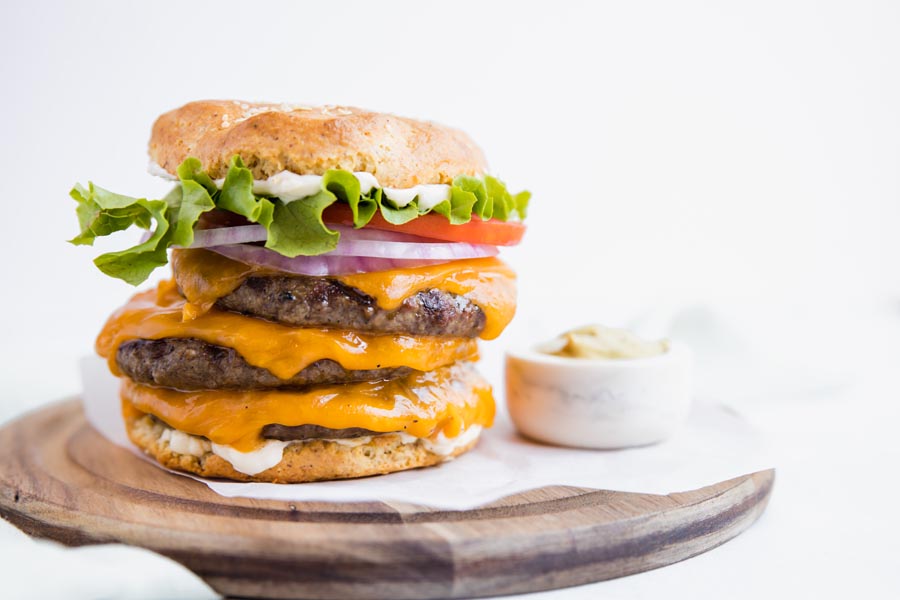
left=71, top=101, right=528, bottom=482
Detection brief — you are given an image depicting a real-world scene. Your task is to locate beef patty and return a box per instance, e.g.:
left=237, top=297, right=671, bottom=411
left=214, top=276, right=486, bottom=337
left=261, top=423, right=388, bottom=441
left=148, top=415, right=388, bottom=442
left=117, top=338, right=412, bottom=390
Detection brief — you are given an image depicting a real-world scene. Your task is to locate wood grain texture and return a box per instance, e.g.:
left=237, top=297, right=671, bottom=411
left=0, top=399, right=774, bottom=600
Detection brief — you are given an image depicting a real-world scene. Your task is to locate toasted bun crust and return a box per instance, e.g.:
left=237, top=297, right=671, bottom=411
left=125, top=411, right=479, bottom=483
left=149, top=100, right=488, bottom=187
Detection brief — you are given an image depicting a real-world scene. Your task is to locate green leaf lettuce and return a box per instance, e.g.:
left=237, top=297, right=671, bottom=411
left=70, top=157, right=528, bottom=284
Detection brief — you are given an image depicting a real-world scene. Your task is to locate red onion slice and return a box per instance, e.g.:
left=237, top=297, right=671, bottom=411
left=210, top=244, right=453, bottom=276
left=186, top=223, right=441, bottom=248
left=330, top=238, right=497, bottom=260
left=189, top=224, right=267, bottom=247
left=324, top=225, right=440, bottom=243
left=185, top=224, right=497, bottom=260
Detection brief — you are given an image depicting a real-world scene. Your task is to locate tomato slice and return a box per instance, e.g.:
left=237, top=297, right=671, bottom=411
left=322, top=204, right=526, bottom=246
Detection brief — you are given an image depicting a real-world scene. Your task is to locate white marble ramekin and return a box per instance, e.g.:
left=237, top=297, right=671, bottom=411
left=505, top=342, right=693, bottom=449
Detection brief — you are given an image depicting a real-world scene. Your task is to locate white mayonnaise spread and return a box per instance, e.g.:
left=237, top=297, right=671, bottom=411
left=420, top=425, right=483, bottom=457
left=210, top=439, right=290, bottom=476
left=237, top=171, right=324, bottom=202
left=147, top=160, right=176, bottom=180
left=148, top=161, right=453, bottom=206
left=157, top=425, right=483, bottom=476
left=383, top=185, right=451, bottom=209
left=353, top=171, right=379, bottom=194
left=159, top=428, right=211, bottom=456
left=329, top=436, right=374, bottom=448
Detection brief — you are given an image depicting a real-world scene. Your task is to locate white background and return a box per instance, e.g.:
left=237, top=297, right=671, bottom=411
left=1, top=1, right=898, bottom=598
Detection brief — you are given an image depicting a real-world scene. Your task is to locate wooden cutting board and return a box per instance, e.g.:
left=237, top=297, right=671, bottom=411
left=0, top=399, right=773, bottom=600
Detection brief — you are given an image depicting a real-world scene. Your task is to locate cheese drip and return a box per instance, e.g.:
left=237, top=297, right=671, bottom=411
left=121, top=363, right=495, bottom=452
left=96, top=280, right=479, bottom=380
left=172, top=249, right=517, bottom=340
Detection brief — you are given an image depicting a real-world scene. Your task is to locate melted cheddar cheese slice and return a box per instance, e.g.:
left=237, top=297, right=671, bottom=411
left=121, top=363, right=495, bottom=452
left=172, top=249, right=517, bottom=340
left=96, top=280, right=479, bottom=379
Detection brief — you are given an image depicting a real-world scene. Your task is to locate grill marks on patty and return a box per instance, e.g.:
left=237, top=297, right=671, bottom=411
left=216, top=275, right=486, bottom=338
left=117, top=338, right=412, bottom=390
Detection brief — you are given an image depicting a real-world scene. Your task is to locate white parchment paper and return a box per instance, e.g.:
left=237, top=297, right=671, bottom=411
left=81, top=356, right=772, bottom=510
